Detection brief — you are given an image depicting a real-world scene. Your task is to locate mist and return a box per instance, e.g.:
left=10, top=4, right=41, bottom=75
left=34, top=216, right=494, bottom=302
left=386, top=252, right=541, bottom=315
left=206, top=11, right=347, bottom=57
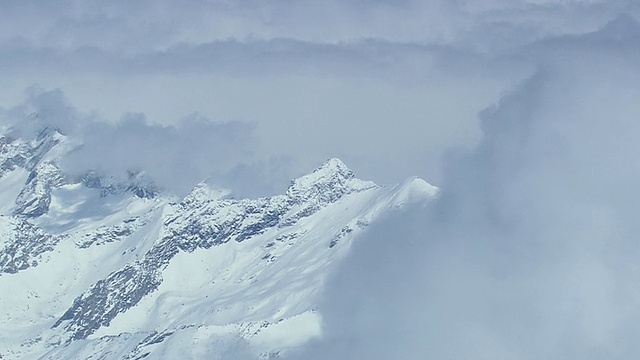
left=6, top=1, right=633, bottom=190
left=0, top=88, right=295, bottom=197
left=288, top=16, right=640, bottom=359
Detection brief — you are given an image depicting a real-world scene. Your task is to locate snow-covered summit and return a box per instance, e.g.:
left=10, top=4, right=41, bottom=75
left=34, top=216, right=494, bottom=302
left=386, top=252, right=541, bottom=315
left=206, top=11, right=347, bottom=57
left=287, top=158, right=376, bottom=204
left=0, top=125, right=439, bottom=359
left=181, top=179, right=233, bottom=205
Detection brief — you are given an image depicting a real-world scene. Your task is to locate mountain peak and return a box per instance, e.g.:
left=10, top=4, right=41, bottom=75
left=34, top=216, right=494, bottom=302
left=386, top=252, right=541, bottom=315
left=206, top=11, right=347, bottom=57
left=295, top=158, right=354, bottom=185
left=0, top=144, right=438, bottom=358
left=318, top=157, right=352, bottom=174
left=181, top=179, right=232, bottom=205
left=286, top=158, right=376, bottom=204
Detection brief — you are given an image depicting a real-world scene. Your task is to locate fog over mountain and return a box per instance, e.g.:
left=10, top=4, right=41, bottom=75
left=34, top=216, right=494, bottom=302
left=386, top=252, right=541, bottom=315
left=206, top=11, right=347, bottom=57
left=1, top=1, right=640, bottom=359
left=292, top=26, right=640, bottom=358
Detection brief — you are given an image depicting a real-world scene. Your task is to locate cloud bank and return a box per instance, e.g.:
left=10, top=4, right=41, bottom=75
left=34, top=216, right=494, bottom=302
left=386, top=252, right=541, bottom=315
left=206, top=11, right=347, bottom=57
left=0, top=88, right=294, bottom=197
left=289, top=16, right=640, bottom=359
left=3, top=0, right=636, bottom=189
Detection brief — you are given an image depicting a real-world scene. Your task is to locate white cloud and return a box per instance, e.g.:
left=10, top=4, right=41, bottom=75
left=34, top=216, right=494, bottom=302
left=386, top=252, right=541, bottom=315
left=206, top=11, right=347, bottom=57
left=1, top=88, right=295, bottom=197
left=289, top=16, right=640, bottom=359
left=1, top=0, right=635, bottom=190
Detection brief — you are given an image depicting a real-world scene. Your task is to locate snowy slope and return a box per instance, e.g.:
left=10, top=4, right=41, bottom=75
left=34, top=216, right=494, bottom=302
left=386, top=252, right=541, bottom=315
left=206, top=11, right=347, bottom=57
left=0, top=125, right=438, bottom=359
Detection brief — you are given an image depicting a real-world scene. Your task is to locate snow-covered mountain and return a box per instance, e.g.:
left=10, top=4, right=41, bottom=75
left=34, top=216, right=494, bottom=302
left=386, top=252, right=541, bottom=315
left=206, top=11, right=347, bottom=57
left=0, top=125, right=438, bottom=359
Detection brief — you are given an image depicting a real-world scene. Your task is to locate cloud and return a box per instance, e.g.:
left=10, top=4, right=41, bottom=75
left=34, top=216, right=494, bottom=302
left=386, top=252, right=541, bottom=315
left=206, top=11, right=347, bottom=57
left=1, top=1, right=640, bottom=359
left=2, top=0, right=635, bottom=191
left=0, top=2, right=636, bottom=190
left=288, top=16, right=640, bottom=359
left=63, top=112, right=258, bottom=195
left=1, top=88, right=294, bottom=197
left=0, top=37, right=519, bottom=188
left=0, top=0, right=632, bottom=51
left=0, top=1, right=636, bottom=196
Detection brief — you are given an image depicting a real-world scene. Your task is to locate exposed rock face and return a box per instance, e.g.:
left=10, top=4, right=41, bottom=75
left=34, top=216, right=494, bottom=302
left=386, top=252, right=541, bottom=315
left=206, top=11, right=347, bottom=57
left=81, top=170, right=159, bottom=199
left=0, top=136, right=30, bottom=177
left=0, top=217, right=64, bottom=274
left=14, top=161, right=65, bottom=217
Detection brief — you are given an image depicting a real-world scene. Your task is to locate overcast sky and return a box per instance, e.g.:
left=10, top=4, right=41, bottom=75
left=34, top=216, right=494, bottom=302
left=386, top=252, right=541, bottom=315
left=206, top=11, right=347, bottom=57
left=2, top=2, right=640, bottom=358
left=2, top=0, right=636, bottom=197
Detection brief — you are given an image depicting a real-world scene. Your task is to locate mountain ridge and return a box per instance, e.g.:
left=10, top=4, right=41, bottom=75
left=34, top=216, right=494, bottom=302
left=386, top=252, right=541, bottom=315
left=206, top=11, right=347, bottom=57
left=0, top=124, right=437, bottom=359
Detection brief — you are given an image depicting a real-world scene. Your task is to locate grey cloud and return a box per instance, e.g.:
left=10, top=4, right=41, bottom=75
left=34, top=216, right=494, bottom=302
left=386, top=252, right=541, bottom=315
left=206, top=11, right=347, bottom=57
left=0, top=34, right=518, bottom=189
left=289, top=16, right=640, bottom=359
left=0, top=37, right=467, bottom=79
left=1, top=88, right=293, bottom=197
left=1, top=87, right=86, bottom=137
left=1, top=0, right=632, bottom=51
left=63, top=112, right=257, bottom=195
left=0, top=1, right=634, bottom=194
